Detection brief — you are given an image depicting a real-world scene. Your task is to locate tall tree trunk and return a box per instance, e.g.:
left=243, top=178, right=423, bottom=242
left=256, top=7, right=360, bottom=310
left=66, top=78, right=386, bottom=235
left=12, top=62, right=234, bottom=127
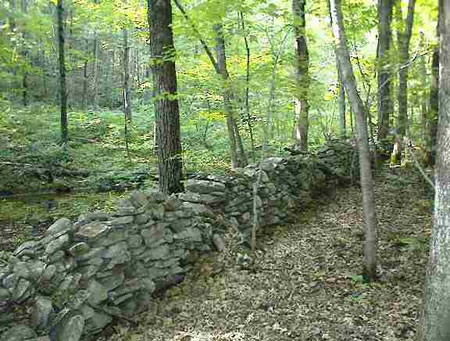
left=214, top=23, right=247, bottom=168
left=82, top=39, right=88, bottom=109
left=391, top=0, right=416, bottom=164
left=240, top=12, right=255, bottom=162
left=148, top=0, right=183, bottom=194
left=57, top=0, right=68, bottom=143
left=123, top=29, right=132, bottom=122
left=422, top=2, right=450, bottom=339
left=418, top=32, right=428, bottom=142
left=329, top=0, right=378, bottom=281
left=292, top=0, right=310, bottom=151
left=9, top=0, right=16, bottom=32
left=93, top=0, right=100, bottom=109
left=21, top=0, right=28, bottom=106
left=110, top=49, right=116, bottom=108
left=337, top=55, right=346, bottom=138
left=173, top=0, right=247, bottom=168
left=427, top=2, right=441, bottom=167
left=377, top=0, right=393, bottom=141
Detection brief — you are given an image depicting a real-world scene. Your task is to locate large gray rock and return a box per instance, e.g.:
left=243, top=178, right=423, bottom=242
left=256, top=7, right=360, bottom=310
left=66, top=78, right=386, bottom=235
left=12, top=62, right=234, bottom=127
left=212, top=234, right=225, bottom=252
left=76, top=222, right=110, bottom=241
left=128, top=234, right=143, bottom=248
left=40, top=264, right=57, bottom=282
left=68, top=242, right=90, bottom=257
left=81, top=212, right=110, bottom=222
left=13, top=262, right=30, bottom=280
left=0, top=287, right=10, bottom=301
left=14, top=241, right=38, bottom=257
left=102, top=242, right=130, bottom=269
left=55, top=315, right=84, bottom=341
left=137, top=244, right=170, bottom=262
left=76, top=247, right=105, bottom=262
left=101, top=242, right=129, bottom=259
left=1, top=324, right=37, bottom=341
left=45, top=234, right=70, bottom=255
left=87, top=280, right=108, bottom=306
left=186, top=179, right=226, bottom=194
left=28, top=261, right=46, bottom=280
left=96, top=230, right=128, bottom=247
left=85, top=311, right=112, bottom=334
left=181, top=202, right=214, bottom=216
left=32, top=296, right=53, bottom=329
left=12, top=279, right=32, bottom=302
left=141, top=225, right=166, bottom=247
left=178, top=192, right=223, bottom=205
left=98, top=271, right=124, bottom=291
left=110, top=216, right=134, bottom=226
left=46, top=218, right=72, bottom=236
left=174, top=227, right=202, bottom=243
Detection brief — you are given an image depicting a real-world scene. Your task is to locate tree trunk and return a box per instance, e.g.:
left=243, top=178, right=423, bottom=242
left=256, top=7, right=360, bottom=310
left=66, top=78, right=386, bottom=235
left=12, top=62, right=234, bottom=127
left=214, top=23, right=247, bottom=168
left=422, top=2, right=450, bottom=339
left=240, top=12, right=255, bottom=162
left=123, top=29, right=132, bottom=122
left=57, top=0, right=68, bottom=143
left=110, top=49, right=116, bottom=108
left=148, top=0, right=183, bottom=194
left=292, top=0, right=310, bottom=151
left=82, top=39, right=88, bottom=109
left=418, top=32, right=428, bottom=143
left=93, top=0, right=100, bottom=109
left=173, top=0, right=247, bottom=168
left=337, top=55, right=346, bottom=138
left=9, top=0, right=16, bottom=32
left=392, top=0, right=416, bottom=164
left=427, top=2, right=441, bottom=167
left=377, top=0, right=394, bottom=141
left=21, top=0, right=28, bottom=106
left=329, top=0, right=378, bottom=281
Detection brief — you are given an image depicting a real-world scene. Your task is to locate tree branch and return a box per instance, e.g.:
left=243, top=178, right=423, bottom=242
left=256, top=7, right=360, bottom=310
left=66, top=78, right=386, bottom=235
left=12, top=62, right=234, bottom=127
left=173, top=0, right=220, bottom=74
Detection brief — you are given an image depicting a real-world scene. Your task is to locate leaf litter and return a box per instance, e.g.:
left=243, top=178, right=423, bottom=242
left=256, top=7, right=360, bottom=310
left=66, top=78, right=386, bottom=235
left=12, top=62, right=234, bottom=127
left=102, top=169, right=432, bottom=341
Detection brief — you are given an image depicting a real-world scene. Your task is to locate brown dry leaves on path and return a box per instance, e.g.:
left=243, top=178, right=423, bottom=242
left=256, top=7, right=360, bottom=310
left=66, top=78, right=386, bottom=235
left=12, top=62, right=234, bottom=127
left=105, top=169, right=432, bottom=341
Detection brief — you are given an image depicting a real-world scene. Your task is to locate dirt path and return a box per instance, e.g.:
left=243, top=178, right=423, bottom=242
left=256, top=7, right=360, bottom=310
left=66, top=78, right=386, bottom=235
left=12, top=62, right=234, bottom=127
left=105, top=170, right=432, bottom=341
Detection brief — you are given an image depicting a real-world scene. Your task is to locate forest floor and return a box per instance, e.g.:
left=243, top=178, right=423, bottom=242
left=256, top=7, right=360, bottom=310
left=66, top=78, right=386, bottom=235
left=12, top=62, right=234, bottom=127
left=103, top=168, right=433, bottom=341
left=0, top=104, right=231, bottom=251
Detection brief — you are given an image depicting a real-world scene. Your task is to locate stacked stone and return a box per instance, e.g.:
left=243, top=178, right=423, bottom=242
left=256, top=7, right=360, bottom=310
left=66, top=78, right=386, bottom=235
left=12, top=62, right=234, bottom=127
left=316, top=140, right=357, bottom=179
left=0, top=141, right=355, bottom=341
left=0, top=191, right=216, bottom=341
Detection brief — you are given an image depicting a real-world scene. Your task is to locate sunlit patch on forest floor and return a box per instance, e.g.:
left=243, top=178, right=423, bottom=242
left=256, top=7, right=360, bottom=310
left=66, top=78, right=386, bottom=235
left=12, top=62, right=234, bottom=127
left=101, top=168, right=432, bottom=341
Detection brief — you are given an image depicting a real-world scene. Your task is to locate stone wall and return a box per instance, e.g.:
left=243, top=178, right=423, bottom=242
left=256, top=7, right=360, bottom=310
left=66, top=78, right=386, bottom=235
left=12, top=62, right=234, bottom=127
left=0, top=141, right=355, bottom=341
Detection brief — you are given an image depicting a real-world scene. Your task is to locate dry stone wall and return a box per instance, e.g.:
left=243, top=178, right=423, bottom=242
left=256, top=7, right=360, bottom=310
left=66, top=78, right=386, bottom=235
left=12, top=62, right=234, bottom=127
left=0, top=141, right=355, bottom=341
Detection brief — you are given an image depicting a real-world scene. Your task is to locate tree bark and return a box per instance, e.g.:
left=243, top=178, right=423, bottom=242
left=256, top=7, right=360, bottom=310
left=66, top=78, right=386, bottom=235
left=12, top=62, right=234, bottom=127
left=21, top=0, right=28, bottom=106
left=418, top=32, right=428, bottom=143
left=123, top=29, right=132, bottom=122
left=329, top=0, right=378, bottom=281
left=148, top=0, right=183, bottom=194
left=391, top=0, right=416, bottom=164
left=173, top=0, right=247, bottom=168
left=337, top=55, right=346, bottom=138
left=292, top=0, right=310, bottom=151
left=427, top=2, right=441, bottom=167
left=214, top=23, right=247, bottom=168
left=93, top=0, right=100, bottom=109
left=376, top=0, right=393, bottom=140
left=82, top=39, right=89, bottom=109
left=422, top=2, right=450, bottom=339
left=240, top=12, right=256, bottom=162
left=57, top=0, right=68, bottom=144
left=9, top=0, right=16, bottom=32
